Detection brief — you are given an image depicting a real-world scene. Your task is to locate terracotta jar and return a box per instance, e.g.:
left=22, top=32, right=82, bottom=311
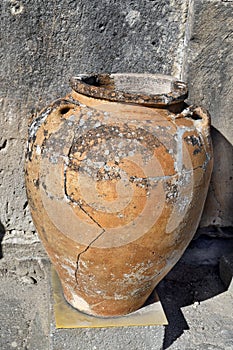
left=25, top=73, right=213, bottom=317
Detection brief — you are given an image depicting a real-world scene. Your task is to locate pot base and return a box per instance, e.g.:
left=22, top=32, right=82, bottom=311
left=51, top=267, right=168, bottom=328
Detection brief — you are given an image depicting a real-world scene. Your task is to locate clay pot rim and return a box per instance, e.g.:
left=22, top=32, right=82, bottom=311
left=70, top=73, right=188, bottom=107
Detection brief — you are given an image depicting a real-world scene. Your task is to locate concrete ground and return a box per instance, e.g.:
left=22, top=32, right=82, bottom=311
left=0, top=233, right=233, bottom=350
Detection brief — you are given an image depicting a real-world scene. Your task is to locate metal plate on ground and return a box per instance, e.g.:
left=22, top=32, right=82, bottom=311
left=51, top=267, right=168, bottom=328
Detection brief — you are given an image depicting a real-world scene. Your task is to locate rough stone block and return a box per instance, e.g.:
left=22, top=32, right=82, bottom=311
left=182, top=0, right=233, bottom=141
left=182, top=0, right=233, bottom=228
left=50, top=325, right=165, bottom=350
left=0, top=257, right=51, bottom=350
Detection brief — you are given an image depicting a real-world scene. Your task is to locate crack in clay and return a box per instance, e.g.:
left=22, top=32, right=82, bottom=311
left=75, top=227, right=105, bottom=286
left=74, top=200, right=106, bottom=284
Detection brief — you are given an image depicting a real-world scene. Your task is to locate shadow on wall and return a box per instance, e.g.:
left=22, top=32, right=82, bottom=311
left=200, top=126, right=233, bottom=228
left=0, top=221, right=5, bottom=259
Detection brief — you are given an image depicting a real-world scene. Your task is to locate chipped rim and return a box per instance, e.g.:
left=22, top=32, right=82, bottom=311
left=70, top=73, right=188, bottom=107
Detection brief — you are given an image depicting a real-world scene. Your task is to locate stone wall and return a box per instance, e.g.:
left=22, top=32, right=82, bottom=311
left=182, top=0, right=233, bottom=227
left=1, top=0, right=232, bottom=243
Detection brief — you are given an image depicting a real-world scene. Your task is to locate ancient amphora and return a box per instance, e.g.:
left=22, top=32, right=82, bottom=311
left=25, top=73, right=213, bottom=317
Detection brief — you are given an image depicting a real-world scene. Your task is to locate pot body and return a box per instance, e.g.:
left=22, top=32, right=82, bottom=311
left=25, top=74, right=213, bottom=317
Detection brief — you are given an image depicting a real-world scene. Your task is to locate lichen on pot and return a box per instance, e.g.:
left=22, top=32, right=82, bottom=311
left=25, top=73, right=213, bottom=317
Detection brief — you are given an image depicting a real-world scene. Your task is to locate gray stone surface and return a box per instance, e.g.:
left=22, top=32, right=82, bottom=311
left=182, top=0, right=233, bottom=228
left=182, top=0, right=233, bottom=142
left=165, top=290, right=233, bottom=350
left=0, top=0, right=189, bottom=239
left=0, top=245, right=50, bottom=350
left=51, top=326, right=164, bottom=350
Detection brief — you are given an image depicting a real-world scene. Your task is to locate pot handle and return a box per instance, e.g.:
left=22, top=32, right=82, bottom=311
left=177, top=105, right=211, bottom=127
